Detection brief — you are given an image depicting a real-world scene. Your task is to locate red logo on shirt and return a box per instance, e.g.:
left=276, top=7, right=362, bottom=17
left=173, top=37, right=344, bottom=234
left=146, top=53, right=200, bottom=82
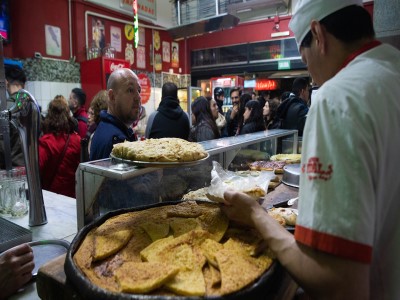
left=301, top=157, right=333, bottom=181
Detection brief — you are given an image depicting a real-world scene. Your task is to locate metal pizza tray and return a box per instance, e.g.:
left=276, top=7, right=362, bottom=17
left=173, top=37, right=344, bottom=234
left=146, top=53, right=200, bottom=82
left=110, top=153, right=210, bottom=168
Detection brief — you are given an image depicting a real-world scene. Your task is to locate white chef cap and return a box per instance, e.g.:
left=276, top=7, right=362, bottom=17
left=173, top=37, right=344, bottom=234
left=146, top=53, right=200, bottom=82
left=289, top=0, right=363, bottom=49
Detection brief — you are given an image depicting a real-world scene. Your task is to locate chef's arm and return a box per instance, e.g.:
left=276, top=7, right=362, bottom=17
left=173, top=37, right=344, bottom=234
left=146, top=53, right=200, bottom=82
left=222, top=191, right=370, bottom=300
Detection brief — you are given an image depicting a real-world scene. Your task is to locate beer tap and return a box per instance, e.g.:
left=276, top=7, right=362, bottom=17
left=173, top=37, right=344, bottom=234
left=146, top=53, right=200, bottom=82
left=1, top=90, right=48, bottom=226
left=0, top=38, right=47, bottom=226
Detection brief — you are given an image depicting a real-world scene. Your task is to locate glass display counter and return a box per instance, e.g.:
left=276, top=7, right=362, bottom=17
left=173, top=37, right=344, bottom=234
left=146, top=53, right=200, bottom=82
left=76, top=129, right=298, bottom=229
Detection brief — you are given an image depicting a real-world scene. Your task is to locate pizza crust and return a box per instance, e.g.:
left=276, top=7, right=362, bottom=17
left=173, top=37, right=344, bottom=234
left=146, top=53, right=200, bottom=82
left=112, top=138, right=208, bottom=162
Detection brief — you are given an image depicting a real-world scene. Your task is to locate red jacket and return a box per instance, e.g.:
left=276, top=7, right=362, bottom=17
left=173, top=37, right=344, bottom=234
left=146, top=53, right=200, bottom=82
left=39, top=132, right=81, bottom=198
left=74, top=107, right=88, bottom=138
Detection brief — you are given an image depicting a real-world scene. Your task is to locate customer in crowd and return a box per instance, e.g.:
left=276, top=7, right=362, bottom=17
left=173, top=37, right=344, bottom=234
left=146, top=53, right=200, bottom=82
left=189, top=96, right=220, bottom=142
left=238, top=100, right=265, bottom=135
left=223, top=87, right=242, bottom=137
left=145, top=82, right=190, bottom=140
left=0, top=65, right=26, bottom=169
left=68, top=87, right=88, bottom=138
left=90, top=68, right=140, bottom=160
left=213, top=87, right=225, bottom=114
left=256, top=95, right=269, bottom=108
left=132, top=105, right=147, bottom=140
left=39, top=96, right=81, bottom=198
left=263, top=97, right=281, bottom=129
left=280, top=91, right=292, bottom=103
left=90, top=69, right=158, bottom=209
left=206, top=95, right=226, bottom=134
left=251, top=91, right=257, bottom=101
left=80, top=90, right=108, bottom=162
left=276, top=77, right=309, bottom=136
left=87, top=90, right=108, bottom=135
left=0, top=243, right=34, bottom=299
left=222, top=1, right=400, bottom=299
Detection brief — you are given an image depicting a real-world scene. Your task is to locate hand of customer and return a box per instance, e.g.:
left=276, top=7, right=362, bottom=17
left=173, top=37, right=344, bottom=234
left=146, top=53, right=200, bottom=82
left=0, top=243, right=34, bottom=300
left=231, top=104, right=239, bottom=118
left=221, top=189, right=264, bottom=228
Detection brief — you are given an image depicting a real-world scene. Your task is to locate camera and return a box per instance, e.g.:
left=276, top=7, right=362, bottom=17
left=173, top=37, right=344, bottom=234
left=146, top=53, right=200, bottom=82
left=34, top=52, right=42, bottom=59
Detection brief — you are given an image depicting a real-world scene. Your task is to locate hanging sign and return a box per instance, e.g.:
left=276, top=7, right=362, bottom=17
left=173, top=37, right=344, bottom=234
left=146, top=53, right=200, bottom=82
left=132, top=0, right=139, bottom=48
left=120, top=0, right=156, bottom=21
left=255, top=79, right=278, bottom=91
left=138, top=73, right=151, bottom=104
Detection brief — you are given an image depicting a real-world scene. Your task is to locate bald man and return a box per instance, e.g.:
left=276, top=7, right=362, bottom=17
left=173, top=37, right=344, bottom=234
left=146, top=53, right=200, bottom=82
left=90, top=68, right=141, bottom=160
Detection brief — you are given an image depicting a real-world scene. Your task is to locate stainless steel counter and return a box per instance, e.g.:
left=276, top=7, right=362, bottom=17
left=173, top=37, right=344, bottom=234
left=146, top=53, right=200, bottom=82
left=2, top=190, right=77, bottom=300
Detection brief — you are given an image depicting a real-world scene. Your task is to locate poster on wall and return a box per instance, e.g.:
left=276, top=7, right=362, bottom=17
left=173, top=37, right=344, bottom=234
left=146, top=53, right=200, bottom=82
left=162, top=41, right=170, bottom=62
left=155, top=53, right=162, bottom=71
left=125, top=43, right=134, bottom=65
left=124, top=24, right=134, bottom=41
left=110, top=26, right=122, bottom=52
left=139, top=27, right=145, bottom=46
left=92, top=19, right=106, bottom=50
left=171, top=42, right=179, bottom=68
left=138, top=73, right=151, bottom=105
left=45, top=25, right=62, bottom=56
left=153, top=30, right=161, bottom=51
left=137, top=45, right=146, bottom=69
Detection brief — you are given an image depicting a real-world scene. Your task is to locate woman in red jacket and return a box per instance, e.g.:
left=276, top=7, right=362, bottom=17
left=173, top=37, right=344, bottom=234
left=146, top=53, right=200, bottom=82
left=39, top=96, right=81, bottom=198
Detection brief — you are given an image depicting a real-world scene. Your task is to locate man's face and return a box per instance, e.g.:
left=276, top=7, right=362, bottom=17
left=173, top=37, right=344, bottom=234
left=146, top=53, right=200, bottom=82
left=111, top=72, right=141, bottom=126
left=216, top=94, right=224, bottom=102
left=231, top=91, right=240, bottom=106
left=68, top=92, right=79, bottom=111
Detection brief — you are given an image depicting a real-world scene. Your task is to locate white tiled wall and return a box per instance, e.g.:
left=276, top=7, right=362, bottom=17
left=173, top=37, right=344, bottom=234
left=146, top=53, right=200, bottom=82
left=25, top=81, right=81, bottom=113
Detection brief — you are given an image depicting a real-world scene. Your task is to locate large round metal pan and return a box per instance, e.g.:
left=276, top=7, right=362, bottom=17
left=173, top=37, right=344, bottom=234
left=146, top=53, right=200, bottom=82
left=110, top=153, right=210, bottom=168
left=65, top=201, right=285, bottom=300
left=282, top=164, right=300, bottom=188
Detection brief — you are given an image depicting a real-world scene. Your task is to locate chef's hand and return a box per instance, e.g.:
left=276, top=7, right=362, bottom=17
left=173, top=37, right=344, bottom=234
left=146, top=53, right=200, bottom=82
left=0, top=243, right=34, bottom=300
left=221, top=189, right=264, bottom=228
left=230, top=104, right=239, bottom=118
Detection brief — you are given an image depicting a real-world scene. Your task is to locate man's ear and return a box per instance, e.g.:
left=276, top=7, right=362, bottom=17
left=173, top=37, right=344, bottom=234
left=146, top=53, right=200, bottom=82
left=108, top=89, right=114, bottom=103
left=310, top=20, right=327, bottom=54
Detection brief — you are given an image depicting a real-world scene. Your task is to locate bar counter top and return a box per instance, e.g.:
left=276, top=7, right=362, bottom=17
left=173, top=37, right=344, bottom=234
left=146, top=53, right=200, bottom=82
left=2, top=190, right=77, bottom=300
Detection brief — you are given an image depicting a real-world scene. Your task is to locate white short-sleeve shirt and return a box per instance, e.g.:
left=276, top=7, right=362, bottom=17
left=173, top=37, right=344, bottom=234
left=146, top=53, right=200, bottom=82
left=296, top=44, right=400, bottom=299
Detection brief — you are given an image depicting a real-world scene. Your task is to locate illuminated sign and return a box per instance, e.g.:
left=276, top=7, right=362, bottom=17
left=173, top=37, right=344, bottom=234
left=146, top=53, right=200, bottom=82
left=255, top=80, right=278, bottom=91
left=120, top=0, right=156, bottom=21
left=278, top=60, right=291, bottom=70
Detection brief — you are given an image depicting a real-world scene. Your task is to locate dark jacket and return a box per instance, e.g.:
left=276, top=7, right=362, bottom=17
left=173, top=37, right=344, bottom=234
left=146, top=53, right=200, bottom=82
left=147, top=96, right=190, bottom=140
left=276, top=95, right=309, bottom=136
left=223, top=108, right=240, bottom=137
left=189, top=120, right=219, bottom=142
left=89, top=110, right=136, bottom=161
left=239, top=121, right=265, bottom=135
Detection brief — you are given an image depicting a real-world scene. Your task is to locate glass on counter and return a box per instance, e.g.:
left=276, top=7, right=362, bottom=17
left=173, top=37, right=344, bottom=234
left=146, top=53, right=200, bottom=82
left=0, top=167, right=29, bottom=217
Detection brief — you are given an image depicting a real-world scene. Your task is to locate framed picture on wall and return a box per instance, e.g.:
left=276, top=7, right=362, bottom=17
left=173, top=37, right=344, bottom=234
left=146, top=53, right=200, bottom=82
left=137, top=45, right=146, bottom=69
left=171, top=42, right=179, bottom=68
left=110, top=26, right=121, bottom=52
left=45, top=25, right=62, bottom=56
left=162, top=41, right=170, bottom=62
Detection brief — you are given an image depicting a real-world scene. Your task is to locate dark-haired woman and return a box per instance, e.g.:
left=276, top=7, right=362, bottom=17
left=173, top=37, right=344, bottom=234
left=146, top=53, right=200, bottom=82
left=263, top=98, right=281, bottom=129
left=189, top=96, right=220, bottom=142
left=238, top=100, right=266, bottom=135
left=39, top=96, right=81, bottom=197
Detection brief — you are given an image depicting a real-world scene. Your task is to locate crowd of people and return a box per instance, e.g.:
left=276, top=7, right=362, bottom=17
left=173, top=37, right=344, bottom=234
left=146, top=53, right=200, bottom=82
left=0, top=60, right=310, bottom=200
